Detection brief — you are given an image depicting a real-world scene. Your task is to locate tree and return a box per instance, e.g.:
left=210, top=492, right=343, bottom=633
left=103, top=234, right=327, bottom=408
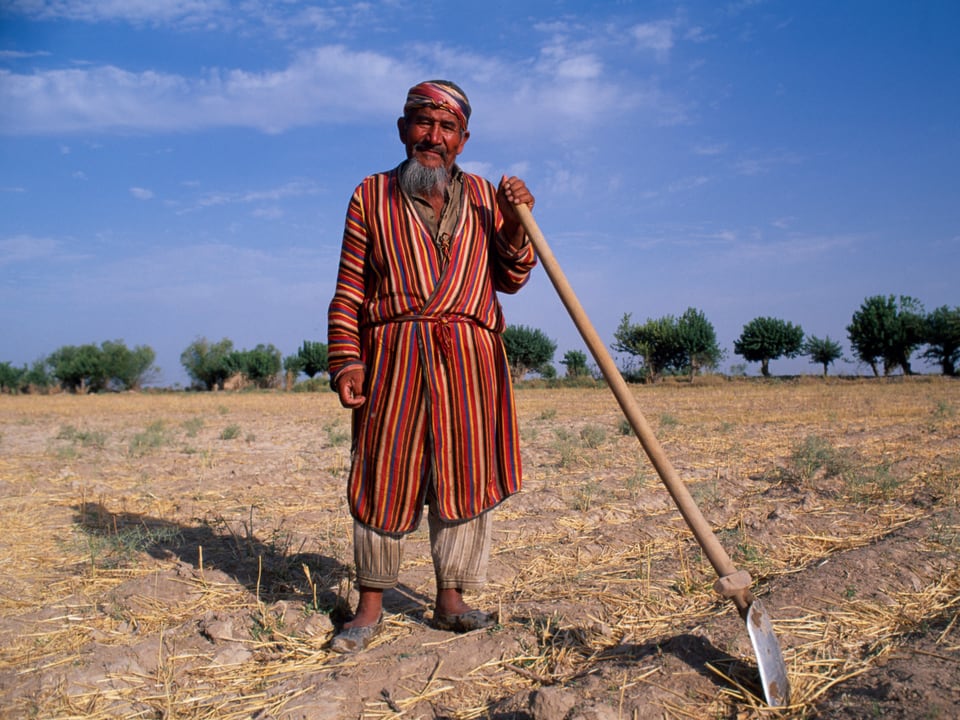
left=733, top=317, right=804, bottom=377
left=923, top=305, right=960, bottom=376
left=22, top=359, right=53, bottom=392
left=676, top=307, right=724, bottom=381
left=560, top=349, right=590, bottom=378
left=231, top=344, right=283, bottom=388
left=847, top=295, right=925, bottom=376
left=100, top=340, right=157, bottom=390
left=803, top=335, right=844, bottom=377
left=180, top=337, right=236, bottom=390
left=613, top=313, right=685, bottom=383
left=296, top=340, right=328, bottom=378
left=501, top=325, right=556, bottom=380
left=0, top=362, right=25, bottom=393
left=48, top=343, right=107, bottom=393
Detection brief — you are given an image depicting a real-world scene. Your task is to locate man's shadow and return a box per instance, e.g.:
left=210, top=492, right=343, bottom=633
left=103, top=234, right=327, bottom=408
left=71, top=501, right=432, bottom=623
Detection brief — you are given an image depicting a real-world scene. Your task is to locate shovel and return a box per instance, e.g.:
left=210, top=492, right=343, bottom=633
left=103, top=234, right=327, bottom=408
left=514, top=205, right=790, bottom=707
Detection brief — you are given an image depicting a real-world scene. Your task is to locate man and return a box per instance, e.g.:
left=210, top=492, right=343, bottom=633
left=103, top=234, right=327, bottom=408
left=326, top=80, right=537, bottom=652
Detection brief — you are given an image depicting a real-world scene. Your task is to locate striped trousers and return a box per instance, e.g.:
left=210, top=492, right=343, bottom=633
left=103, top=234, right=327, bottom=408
left=353, top=503, right=491, bottom=590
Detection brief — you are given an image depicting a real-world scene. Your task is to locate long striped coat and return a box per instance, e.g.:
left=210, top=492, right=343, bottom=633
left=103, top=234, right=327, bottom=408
left=327, top=165, right=537, bottom=535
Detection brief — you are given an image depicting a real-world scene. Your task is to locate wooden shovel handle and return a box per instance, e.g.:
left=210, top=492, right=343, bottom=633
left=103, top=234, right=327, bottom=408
left=515, top=205, right=754, bottom=614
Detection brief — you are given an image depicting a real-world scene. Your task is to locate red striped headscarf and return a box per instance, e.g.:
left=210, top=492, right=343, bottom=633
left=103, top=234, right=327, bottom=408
left=403, top=80, right=471, bottom=129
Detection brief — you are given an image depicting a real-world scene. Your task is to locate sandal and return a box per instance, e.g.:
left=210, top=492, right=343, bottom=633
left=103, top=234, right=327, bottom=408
left=433, top=609, right=497, bottom=633
left=330, top=617, right=382, bottom=653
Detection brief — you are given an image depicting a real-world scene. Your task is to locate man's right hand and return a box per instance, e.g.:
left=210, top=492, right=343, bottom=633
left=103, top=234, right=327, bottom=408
left=335, top=367, right=367, bottom=408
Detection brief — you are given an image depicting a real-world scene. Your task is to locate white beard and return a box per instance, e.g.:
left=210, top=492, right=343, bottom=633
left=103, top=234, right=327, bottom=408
left=400, top=158, right=449, bottom=196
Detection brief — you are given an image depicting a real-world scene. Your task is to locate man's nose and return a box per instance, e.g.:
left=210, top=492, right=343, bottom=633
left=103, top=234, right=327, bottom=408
left=426, top=123, right=444, bottom=144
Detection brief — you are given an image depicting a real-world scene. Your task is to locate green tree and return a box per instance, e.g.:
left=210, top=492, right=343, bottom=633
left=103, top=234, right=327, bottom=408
left=733, top=317, right=804, bottom=377
left=22, top=359, right=53, bottom=392
left=501, top=325, right=556, bottom=380
left=180, top=337, right=236, bottom=390
left=560, top=349, right=590, bottom=378
left=847, top=295, right=925, bottom=376
left=296, top=340, right=329, bottom=378
left=101, top=340, right=157, bottom=390
left=612, top=313, right=685, bottom=383
left=48, top=344, right=107, bottom=393
left=0, top=361, right=25, bottom=393
left=676, top=307, right=724, bottom=381
left=803, top=335, right=844, bottom=377
left=923, top=305, right=960, bottom=376
left=232, top=344, right=283, bottom=388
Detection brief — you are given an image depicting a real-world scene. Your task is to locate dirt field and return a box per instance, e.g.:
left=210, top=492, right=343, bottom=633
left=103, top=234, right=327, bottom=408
left=1, top=378, right=958, bottom=719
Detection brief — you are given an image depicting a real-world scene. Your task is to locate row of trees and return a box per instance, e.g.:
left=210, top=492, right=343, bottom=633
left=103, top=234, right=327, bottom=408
left=179, top=338, right=329, bottom=390
left=607, top=295, right=959, bottom=381
left=2, top=296, right=956, bottom=394
left=0, top=341, right=157, bottom=393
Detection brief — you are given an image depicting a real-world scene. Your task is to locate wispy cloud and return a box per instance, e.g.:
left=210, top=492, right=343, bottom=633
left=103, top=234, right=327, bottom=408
left=4, top=0, right=231, bottom=27
left=179, top=179, right=322, bottom=213
left=0, top=234, right=60, bottom=266
left=631, top=20, right=676, bottom=61
left=0, top=49, right=51, bottom=59
left=129, top=187, right=154, bottom=200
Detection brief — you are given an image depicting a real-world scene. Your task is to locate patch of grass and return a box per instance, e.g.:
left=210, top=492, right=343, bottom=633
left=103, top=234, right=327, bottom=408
left=181, top=416, right=205, bottom=437
left=56, top=424, right=107, bottom=449
left=788, top=435, right=855, bottom=484
left=932, top=399, right=956, bottom=421
left=539, top=408, right=557, bottom=421
left=658, top=412, right=680, bottom=429
left=618, top=419, right=632, bottom=436
left=552, top=427, right=579, bottom=467
left=324, top=421, right=350, bottom=447
left=220, top=424, right=242, bottom=440
left=73, top=523, right=182, bottom=570
left=572, top=483, right=596, bottom=511
left=128, top=420, right=171, bottom=456
left=845, top=461, right=903, bottom=501
left=579, top=424, right=607, bottom=449
left=691, top=479, right=719, bottom=507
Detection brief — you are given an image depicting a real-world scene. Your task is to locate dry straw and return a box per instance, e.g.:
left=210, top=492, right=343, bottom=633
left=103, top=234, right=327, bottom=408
left=1, top=379, right=958, bottom=718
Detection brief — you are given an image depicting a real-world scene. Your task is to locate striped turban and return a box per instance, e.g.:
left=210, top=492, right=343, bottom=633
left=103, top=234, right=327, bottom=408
left=403, top=80, right=471, bottom=130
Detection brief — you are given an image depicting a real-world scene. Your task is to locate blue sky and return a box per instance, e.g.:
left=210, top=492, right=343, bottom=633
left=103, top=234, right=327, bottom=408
left=2, top=1, right=958, bottom=385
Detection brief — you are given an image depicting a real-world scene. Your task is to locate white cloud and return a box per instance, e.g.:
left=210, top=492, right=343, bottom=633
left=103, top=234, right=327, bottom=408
left=4, top=0, right=230, bottom=26
left=130, top=187, right=154, bottom=200
left=0, top=49, right=51, bottom=59
left=0, top=234, right=60, bottom=266
left=631, top=20, right=675, bottom=61
left=732, top=151, right=801, bottom=176
left=180, top=179, right=321, bottom=213
left=0, top=46, right=418, bottom=135
left=692, top=142, right=727, bottom=156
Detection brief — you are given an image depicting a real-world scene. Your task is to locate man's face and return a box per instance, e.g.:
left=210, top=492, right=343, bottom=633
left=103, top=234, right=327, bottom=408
left=397, top=106, right=469, bottom=172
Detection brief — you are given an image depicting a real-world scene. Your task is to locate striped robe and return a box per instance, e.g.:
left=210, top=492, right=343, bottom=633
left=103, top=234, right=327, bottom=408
left=327, top=165, right=537, bottom=535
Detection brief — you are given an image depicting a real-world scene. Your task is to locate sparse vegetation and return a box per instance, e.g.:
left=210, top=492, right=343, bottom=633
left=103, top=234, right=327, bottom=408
left=0, top=381, right=958, bottom=718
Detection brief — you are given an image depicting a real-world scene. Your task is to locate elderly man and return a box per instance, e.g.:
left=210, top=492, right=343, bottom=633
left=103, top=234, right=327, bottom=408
left=327, top=80, right=537, bottom=652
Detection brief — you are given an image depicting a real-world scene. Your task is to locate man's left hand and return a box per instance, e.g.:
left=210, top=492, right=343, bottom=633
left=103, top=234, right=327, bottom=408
left=497, top=176, right=535, bottom=249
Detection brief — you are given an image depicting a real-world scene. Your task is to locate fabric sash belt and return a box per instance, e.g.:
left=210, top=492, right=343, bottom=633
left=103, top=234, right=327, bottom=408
left=369, top=314, right=478, bottom=357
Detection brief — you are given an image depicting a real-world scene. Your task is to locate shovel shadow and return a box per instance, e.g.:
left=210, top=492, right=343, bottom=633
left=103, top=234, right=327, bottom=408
left=600, top=631, right=764, bottom=699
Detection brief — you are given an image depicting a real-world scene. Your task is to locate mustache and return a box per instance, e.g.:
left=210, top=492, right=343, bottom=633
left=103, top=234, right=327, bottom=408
left=414, top=141, right=447, bottom=157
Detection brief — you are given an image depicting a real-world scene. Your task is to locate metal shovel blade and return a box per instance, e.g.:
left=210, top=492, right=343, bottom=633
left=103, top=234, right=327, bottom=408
left=747, top=599, right=790, bottom=706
